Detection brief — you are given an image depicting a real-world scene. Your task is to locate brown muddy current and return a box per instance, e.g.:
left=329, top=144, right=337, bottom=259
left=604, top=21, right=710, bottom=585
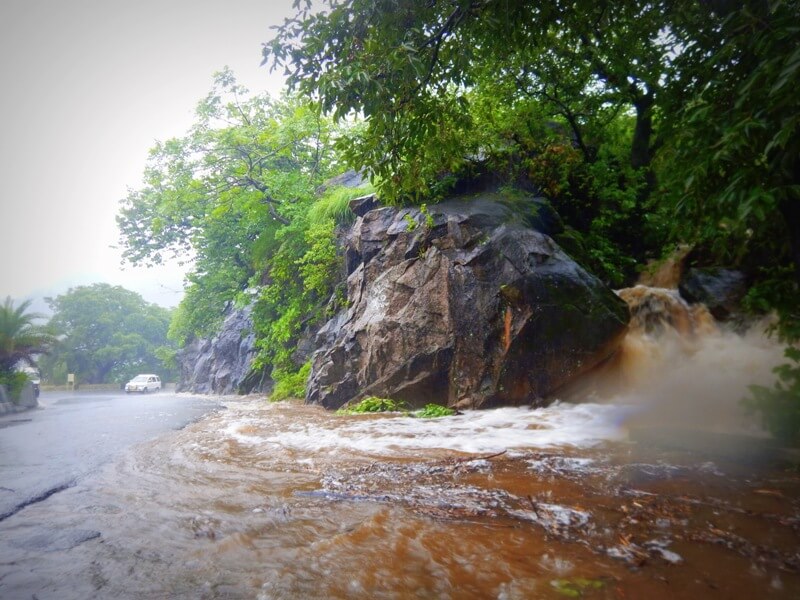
left=2, top=288, right=800, bottom=599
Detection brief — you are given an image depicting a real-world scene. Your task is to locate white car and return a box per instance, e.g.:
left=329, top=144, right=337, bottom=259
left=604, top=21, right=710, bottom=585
left=125, top=374, right=162, bottom=394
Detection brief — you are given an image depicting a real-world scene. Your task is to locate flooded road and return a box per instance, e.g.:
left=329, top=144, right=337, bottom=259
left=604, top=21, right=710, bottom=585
left=0, top=396, right=797, bottom=599
left=0, top=390, right=220, bottom=522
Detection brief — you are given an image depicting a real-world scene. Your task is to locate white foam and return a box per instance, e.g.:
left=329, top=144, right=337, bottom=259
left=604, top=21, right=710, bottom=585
left=219, top=402, right=635, bottom=456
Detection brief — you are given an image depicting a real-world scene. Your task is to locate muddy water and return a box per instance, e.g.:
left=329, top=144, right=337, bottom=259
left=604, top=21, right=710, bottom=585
left=1, top=396, right=798, bottom=599
left=2, top=286, right=799, bottom=599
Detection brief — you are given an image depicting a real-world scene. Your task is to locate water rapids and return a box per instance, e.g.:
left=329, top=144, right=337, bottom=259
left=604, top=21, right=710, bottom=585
left=1, top=286, right=798, bottom=598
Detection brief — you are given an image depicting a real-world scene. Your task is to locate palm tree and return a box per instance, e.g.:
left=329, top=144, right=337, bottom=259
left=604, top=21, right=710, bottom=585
left=0, top=296, right=55, bottom=374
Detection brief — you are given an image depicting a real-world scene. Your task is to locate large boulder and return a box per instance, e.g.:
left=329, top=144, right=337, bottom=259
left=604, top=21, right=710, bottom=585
left=176, top=305, right=270, bottom=395
left=307, top=193, right=630, bottom=410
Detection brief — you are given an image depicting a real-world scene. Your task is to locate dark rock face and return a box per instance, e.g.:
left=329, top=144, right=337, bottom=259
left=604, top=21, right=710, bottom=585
left=307, top=193, right=630, bottom=410
left=679, top=268, right=747, bottom=320
left=176, top=305, right=270, bottom=395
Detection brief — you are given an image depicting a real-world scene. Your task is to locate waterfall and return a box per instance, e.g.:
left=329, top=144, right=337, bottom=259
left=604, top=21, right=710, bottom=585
left=604, top=284, right=783, bottom=436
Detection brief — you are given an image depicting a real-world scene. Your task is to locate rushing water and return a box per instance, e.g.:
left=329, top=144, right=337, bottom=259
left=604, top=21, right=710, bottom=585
left=1, top=395, right=798, bottom=599
left=1, top=288, right=799, bottom=599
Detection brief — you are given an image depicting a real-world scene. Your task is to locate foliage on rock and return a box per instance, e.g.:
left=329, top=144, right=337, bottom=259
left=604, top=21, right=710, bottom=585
left=118, top=69, right=341, bottom=348
left=118, top=71, right=374, bottom=396
left=414, top=404, right=457, bottom=418
left=270, top=361, right=312, bottom=401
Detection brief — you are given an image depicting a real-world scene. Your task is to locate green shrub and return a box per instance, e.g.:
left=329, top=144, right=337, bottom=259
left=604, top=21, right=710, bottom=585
left=413, top=403, right=457, bottom=418
left=336, top=396, right=409, bottom=414
left=0, top=371, right=29, bottom=403
left=307, top=183, right=375, bottom=226
left=744, top=348, right=800, bottom=447
left=336, top=398, right=457, bottom=417
left=270, top=362, right=312, bottom=402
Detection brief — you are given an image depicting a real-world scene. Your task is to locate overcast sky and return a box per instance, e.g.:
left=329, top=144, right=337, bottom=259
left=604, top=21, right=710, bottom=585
left=0, top=0, right=296, bottom=311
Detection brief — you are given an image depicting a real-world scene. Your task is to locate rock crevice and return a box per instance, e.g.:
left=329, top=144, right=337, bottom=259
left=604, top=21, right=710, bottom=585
left=176, top=305, right=270, bottom=395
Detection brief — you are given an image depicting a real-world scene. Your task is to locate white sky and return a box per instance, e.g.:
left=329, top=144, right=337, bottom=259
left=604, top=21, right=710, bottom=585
left=0, top=0, right=297, bottom=311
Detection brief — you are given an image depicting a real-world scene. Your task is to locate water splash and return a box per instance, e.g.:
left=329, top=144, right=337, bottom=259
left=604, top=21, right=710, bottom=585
left=610, top=285, right=784, bottom=436
left=222, top=401, right=633, bottom=457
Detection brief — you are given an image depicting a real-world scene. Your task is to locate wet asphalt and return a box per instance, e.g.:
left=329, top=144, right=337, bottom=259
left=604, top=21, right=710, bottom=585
left=0, top=389, right=220, bottom=522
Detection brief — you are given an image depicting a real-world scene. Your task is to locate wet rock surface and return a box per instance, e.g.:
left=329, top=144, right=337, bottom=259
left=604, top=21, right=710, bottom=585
left=679, top=267, right=747, bottom=320
left=176, top=305, right=270, bottom=395
left=308, top=193, right=630, bottom=410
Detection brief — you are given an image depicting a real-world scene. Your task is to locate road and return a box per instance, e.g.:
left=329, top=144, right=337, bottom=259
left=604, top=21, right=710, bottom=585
left=0, top=389, right=220, bottom=522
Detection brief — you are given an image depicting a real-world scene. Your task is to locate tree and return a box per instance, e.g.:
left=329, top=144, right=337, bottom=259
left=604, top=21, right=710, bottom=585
left=264, top=0, right=800, bottom=436
left=264, top=0, right=681, bottom=283
left=659, top=1, right=800, bottom=444
left=264, top=0, right=680, bottom=202
left=40, top=284, right=174, bottom=384
left=118, top=71, right=368, bottom=394
left=118, top=70, right=341, bottom=343
left=663, top=1, right=800, bottom=282
left=0, top=297, right=55, bottom=374
left=265, top=0, right=799, bottom=272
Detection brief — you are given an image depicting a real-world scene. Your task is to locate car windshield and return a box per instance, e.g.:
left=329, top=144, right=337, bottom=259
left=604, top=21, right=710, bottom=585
left=131, top=376, right=149, bottom=383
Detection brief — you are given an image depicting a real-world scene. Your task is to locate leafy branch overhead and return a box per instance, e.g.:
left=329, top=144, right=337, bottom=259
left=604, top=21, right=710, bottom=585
left=265, top=0, right=799, bottom=280
left=264, top=0, right=681, bottom=201
left=117, top=68, right=337, bottom=268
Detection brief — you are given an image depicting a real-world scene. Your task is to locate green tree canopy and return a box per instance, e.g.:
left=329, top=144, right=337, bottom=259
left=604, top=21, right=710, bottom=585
left=117, top=70, right=342, bottom=343
left=264, top=0, right=681, bottom=201
left=264, top=0, right=800, bottom=437
left=264, top=1, right=798, bottom=283
left=0, top=297, right=55, bottom=374
left=117, top=70, right=369, bottom=394
left=40, top=284, right=174, bottom=384
left=661, top=1, right=800, bottom=313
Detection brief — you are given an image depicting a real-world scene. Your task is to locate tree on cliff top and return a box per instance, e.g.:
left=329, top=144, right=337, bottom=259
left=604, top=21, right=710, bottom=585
left=263, top=0, right=677, bottom=202
left=117, top=70, right=341, bottom=343
left=265, top=0, right=800, bottom=440
left=117, top=71, right=363, bottom=394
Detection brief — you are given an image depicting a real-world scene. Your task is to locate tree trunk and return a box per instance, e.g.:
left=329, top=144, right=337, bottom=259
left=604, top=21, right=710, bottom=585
left=95, top=361, right=116, bottom=384
left=630, top=92, right=654, bottom=170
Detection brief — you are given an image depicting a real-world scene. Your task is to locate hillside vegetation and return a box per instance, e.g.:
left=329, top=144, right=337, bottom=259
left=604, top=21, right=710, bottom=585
left=118, top=1, right=800, bottom=443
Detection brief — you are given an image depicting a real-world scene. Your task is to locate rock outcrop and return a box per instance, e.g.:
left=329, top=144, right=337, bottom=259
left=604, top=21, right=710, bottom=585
left=176, top=305, right=270, bottom=395
left=307, top=193, right=630, bottom=410
left=679, top=267, right=747, bottom=320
